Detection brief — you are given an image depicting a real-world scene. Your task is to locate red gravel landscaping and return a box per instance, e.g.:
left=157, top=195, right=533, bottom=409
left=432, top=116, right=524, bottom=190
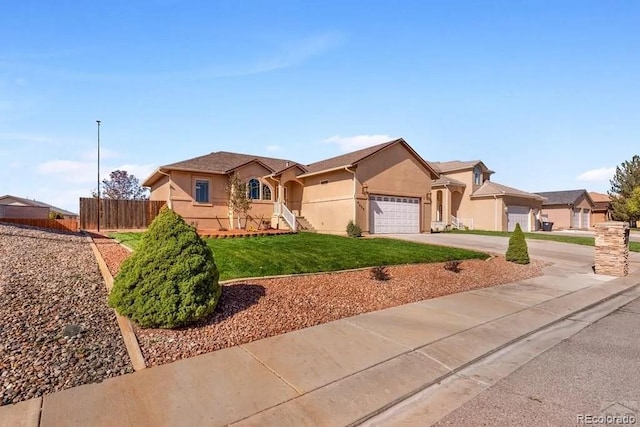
left=92, top=234, right=544, bottom=367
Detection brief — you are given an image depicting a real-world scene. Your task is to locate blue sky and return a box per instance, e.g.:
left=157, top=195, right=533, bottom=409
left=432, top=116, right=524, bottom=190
left=1, top=1, right=638, bottom=212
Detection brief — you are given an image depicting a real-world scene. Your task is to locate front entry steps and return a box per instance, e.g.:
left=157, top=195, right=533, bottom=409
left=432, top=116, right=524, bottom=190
left=296, top=216, right=316, bottom=232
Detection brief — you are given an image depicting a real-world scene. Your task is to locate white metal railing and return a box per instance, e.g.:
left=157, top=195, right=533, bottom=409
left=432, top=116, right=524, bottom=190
left=274, top=202, right=297, bottom=232
left=450, top=215, right=474, bottom=230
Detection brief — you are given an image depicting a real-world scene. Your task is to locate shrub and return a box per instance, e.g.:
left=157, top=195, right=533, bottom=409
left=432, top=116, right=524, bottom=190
left=346, top=220, right=362, bottom=238
left=505, top=223, right=530, bottom=264
left=108, top=207, right=221, bottom=328
left=370, top=265, right=391, bottom=281
left=444, top=260, right=462, bottom=273
left=49, top=211, right=64, bottom=219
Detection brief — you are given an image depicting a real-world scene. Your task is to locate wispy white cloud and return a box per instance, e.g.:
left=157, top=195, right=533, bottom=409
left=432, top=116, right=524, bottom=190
left=323, top=134, right=396, bottom=152
left=0, top=132, right=52, bottom=144
left=577, top=167, right=615, bottom=182
left=36, top=159, right=155, bottom=185
left=79, top=147, right=122, bottom=161
left=265, top=144, right=281, bottom=152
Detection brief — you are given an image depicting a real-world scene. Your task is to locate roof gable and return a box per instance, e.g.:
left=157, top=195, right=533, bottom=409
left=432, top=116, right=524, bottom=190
left=301, top=138, right=439, bottom=178
left=428, top=160, right=495, bottom=175
left=471, top=182, right=545, bottom=200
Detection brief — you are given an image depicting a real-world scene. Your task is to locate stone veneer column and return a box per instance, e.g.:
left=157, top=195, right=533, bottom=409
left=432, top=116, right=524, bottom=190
left=594, top=221, right=630, bottom=277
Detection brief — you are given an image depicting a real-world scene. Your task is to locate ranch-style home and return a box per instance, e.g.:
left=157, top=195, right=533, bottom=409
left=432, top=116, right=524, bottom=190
left=428, top=161, right=546, bottom=232
left=143, top=138, right=440, bottom=234
left=534, top=189, right=596, bottom=230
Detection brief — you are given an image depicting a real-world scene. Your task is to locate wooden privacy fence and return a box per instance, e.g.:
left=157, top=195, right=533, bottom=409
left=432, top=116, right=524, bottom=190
left=0, top=218, right=79, bottom=232
left=79, top=198, right=166, bottom=230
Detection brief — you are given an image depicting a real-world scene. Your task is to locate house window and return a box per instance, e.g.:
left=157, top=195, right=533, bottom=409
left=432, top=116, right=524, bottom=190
left=473, top=166, right=482, bottom=185
left=248, top=178, right=260, bottom=200
left=262, top=184, right=272, bottom=200
left=194, top=180, right=209, bottom=203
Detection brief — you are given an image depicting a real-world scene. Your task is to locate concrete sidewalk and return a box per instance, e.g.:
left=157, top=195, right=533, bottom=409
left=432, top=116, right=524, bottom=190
left=2, top=261, right=639, bottom=427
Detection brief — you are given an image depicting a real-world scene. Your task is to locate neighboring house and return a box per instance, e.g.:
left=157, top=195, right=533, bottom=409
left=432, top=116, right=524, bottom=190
left=0, top=195, right=78, bottom=220
left=589, top=192, right=612, bottom=225
left=429, top=161, right=545, bottom=232
left=143, top=138, right=440, bottom=234
left=534, top=189, right=596, bottom=230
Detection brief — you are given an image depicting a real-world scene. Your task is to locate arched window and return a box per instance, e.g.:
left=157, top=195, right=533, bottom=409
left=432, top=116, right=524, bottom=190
left=248, top=178, right=260, bottom=199
left=473, top=166, right=482, bottom=185
left=262, top=184, right=272, bottom=200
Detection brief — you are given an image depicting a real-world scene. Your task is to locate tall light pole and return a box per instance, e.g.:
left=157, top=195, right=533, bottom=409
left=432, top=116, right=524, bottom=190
left=96, top=120, right=101, bottom=232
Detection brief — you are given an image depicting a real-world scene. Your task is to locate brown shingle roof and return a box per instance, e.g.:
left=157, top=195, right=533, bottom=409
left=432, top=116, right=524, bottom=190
left=162, top=151, right=297, bottom=175
left=471, top=182, right=545, bottom=200
left=301, top=138, right=439, bottom=178
left=428, top=160, right=495, bottom=174
left=432, top=176, right=466, bottom=187
left=589, top=192, right=611, bottom=203
left=534, top=189, right=594, bottom=206
left=302, top=140, right=400, bottom=175
left=0, top=195, right=78, bottom=217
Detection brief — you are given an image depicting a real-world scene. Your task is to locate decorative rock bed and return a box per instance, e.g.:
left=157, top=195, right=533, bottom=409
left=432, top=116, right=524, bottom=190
left=0, top=223, right=133, bottom=406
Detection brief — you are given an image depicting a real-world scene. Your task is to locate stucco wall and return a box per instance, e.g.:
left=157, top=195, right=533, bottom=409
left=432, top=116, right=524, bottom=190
left=356, top=143, right=433, bottom=233
left=301, top=169, right=354, bottom=234
left=542, top=206, right=571, bottom=229
left=149, top=176, right=170, bottom=201
left=468, top=197, right=504, bottom=231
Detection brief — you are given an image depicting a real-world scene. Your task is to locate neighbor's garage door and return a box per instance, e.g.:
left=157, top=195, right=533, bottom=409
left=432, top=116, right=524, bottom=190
left=582, top=209, right=590, bottom=229
left=572, top=208, right=581, bottom=229
left=507, top=206, right=529, bottom=232
left=370, top=195, right=420, bottom=234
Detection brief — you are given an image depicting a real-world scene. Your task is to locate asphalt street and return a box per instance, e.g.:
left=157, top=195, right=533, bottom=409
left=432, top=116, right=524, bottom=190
left=435, top=297, right=640, bottom=426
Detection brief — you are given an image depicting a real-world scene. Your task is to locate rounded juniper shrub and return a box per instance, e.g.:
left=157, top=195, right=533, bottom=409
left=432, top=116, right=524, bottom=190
left=505, top=223, right=530, bottom=265
left=108, top=207, right=221, bottom=328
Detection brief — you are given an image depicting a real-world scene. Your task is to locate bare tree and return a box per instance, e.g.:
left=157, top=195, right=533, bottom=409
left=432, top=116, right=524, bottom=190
left=92, top=170, right=148, bottom=200
left=227, top=173, right=251, bottom=229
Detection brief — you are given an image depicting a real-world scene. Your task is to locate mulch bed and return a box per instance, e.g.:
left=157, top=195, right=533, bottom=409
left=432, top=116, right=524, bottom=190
left=91, top=234, right=545, bottom=367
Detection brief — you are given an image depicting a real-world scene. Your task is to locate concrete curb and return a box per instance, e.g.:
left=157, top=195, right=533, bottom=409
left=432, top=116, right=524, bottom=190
left=347, top=276, right=640, bottom=426
left=85, top=235, right=146, bottom=371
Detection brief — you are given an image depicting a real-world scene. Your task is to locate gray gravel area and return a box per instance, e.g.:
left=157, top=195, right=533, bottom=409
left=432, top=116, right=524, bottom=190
left=0, top=223, right=133, bottom=406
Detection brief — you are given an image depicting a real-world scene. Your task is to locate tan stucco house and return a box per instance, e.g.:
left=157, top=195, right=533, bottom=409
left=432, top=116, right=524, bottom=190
left=429, top=161, right=545, bottom=232
left=534, top=189, right=596, bottom=230
left=143, top=138, right=440, bottom=234
left=589, top=192, right=612, bottom=226
left=0, top=195, right=78, bottom=220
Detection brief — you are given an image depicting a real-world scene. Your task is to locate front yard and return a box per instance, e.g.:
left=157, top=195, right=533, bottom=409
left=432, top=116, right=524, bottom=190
left=447, top=229, right=640, bottom=252
left=111, top=232, right=490, bottom=281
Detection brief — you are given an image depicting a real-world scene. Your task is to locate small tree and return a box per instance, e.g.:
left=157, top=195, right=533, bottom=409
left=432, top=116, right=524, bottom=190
left=227, top=173, right=251, bottom=229
left=108, top=207, right=221, bottom=328
left=609, top=155, right=640, bottom=223
left=92, top=170, right=148, bottom=200
left=626, top=187, right=640, bottom=220
left=505, top=223, right=530, bottom=264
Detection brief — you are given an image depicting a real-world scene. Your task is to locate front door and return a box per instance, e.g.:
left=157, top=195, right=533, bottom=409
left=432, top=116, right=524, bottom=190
left=283, top=186, right=289, bottom=207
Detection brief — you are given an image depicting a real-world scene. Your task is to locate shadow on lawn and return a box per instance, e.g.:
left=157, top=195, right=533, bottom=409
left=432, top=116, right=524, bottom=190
left=191, top=283, right=266, bottom=327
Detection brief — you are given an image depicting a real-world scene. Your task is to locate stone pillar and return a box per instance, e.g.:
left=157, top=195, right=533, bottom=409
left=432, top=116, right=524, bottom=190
left=594, top=221, right=630, bottom=277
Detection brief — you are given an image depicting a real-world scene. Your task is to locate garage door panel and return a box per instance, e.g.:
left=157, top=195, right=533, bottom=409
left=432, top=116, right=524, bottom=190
left=507, top=206, right=529, bottom=232
left=370, top=195, right=420, bottom=234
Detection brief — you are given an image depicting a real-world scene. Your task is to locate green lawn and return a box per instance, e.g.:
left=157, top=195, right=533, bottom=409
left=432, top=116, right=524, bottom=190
left=447, top=229, right=640, bottom=252
left=110, top=232, right=489, bottom=281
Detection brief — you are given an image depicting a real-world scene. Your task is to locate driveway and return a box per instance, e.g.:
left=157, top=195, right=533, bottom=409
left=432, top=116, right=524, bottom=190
left=383, top=233, right=640, bottom=271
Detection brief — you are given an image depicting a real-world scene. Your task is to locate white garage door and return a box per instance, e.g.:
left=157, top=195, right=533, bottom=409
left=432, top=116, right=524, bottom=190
left=582, top=209, right=590, bottom=229
left=370, top=195, right=420, bottom=234
left=507, top=206, right=529, bottom=232
left=572, top=208, right=581, bottom=229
